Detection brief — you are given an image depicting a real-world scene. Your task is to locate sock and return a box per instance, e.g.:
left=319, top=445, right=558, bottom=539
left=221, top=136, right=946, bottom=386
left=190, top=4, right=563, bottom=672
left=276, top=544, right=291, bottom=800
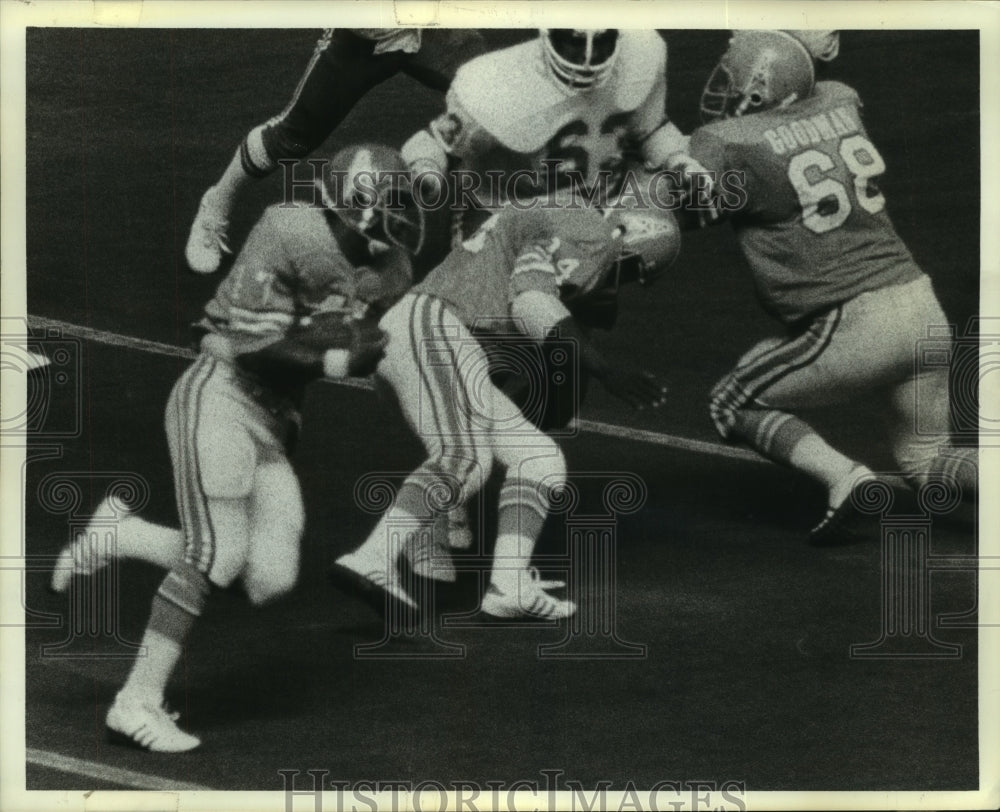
left=120, top=561, right=209, bottom=702
left=210, top=143, right=257, bottom=216
left=490, top=478, right=549, bottom=593
left=734, top=409, right=860, bottom=505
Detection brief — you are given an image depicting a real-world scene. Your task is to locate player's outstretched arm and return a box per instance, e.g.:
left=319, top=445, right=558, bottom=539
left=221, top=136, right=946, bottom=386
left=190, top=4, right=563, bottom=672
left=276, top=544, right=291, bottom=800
left=554, top=316, right=667, bottom=410
left=512, top=290, right=667, bottom=410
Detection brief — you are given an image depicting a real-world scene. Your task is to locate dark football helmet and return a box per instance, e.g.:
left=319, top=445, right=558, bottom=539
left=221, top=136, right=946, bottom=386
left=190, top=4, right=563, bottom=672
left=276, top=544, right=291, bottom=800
left=320, top=143, right=425, bottom=254
left=700, top=30, right=816, bottom=123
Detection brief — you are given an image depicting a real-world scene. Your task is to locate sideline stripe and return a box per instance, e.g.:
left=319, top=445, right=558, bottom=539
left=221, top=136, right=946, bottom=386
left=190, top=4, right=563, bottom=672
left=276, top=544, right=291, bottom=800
left=25, top=314, right=765, bottom=463
left=574, top=418, right=761, bottom=461
left=25, top=747, right=214, bottom=791
left=27, top=314, right=373, bottom=391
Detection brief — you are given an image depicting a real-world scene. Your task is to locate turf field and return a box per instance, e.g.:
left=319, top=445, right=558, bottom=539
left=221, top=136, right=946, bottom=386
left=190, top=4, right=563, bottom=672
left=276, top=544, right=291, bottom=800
left=19, top=28, right=982, bottom=795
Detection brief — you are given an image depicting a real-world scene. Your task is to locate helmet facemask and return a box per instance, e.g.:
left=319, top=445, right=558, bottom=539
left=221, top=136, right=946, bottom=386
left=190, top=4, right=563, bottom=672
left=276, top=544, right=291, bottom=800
left=320, top=144, right=426, bottom=255
left=377, top=188, right=425, bottom=255
left=541, top=29, right=620, bottom=90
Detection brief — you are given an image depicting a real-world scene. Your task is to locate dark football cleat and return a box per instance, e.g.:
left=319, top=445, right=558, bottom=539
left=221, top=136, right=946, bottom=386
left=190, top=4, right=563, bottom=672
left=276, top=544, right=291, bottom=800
left=328, top=554, right=418, bottom=619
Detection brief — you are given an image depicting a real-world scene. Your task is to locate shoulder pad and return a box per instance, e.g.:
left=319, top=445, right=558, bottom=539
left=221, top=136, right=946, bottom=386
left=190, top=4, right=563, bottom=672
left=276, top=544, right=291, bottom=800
left=261, top=202, right=327, bottom=239
left=449, top=40, right=563, bottom=153
left=694, top=114, right=770, bottom=147
left=449, top=32, right=667, bottom=153
left=815, top=81, right=862, bottom=108
left=611, top=30, right=665, bottom=111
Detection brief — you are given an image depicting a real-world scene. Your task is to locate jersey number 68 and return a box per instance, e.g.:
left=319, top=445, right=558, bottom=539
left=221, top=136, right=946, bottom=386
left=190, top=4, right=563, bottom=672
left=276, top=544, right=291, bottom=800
left=787, top=134, right=887, bottom=234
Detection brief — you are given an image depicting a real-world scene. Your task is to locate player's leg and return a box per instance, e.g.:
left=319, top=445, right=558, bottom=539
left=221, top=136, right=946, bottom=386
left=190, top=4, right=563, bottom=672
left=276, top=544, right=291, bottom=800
left=335, top=294, right=493, bottom=597
left=241, top=454, right=304, bottom=605
left=887, top=370, right=977, bottom=494
left=50, top=511, right=185, bottom=593
left=712, top=311, right=865, bottom=482
left=186, top=30, right=403, bottom=273
left=883, top=277, right=978, bottom=497
left=368, top=301, right=571, bottom=617
left=716, top=278, right=970, bottom=539
left=52, top=369, right=215, bottom=592
left=484, top=382, right=573, bottom=619
left=107, top=357, right=256, bottom=752
left=710, top=307, right=876, bottom=539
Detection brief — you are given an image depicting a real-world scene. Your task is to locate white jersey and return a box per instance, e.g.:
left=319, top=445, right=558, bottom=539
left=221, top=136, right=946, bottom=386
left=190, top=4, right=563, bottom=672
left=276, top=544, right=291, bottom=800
left=404, top=31, right=687, bottom=201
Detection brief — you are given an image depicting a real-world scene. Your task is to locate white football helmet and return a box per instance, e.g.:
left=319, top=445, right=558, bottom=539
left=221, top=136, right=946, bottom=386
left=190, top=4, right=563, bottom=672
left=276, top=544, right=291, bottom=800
left=540, top=29, right=620, bottom=89
left=700, top=30, right=816, bottom=122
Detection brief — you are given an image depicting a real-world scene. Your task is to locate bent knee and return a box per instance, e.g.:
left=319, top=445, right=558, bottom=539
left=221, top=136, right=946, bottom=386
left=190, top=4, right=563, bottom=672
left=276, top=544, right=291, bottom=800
left=438, top=449, right=493, bottom=501
left=243, top=556, right=300, bottom=605
left=496, top=434, right=566, bottom=486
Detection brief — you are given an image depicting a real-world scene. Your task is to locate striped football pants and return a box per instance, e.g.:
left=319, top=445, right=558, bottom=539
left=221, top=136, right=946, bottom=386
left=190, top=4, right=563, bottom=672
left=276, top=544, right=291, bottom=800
left=165, top=352, right=303, bottom=588
left=375, top=293, right=566, bottom=524
left=710, top=275, right=960, bottom=483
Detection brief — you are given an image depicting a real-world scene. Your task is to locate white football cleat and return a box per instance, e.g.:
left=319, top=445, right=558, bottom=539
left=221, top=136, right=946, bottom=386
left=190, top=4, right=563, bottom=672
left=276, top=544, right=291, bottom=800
left=184, top=188, right=231, bottom=274
left=481, top=567, right=576, bottom=620
left=50, top=498, right=119, bottom=594
left=105, top=692, right=201, bottom=753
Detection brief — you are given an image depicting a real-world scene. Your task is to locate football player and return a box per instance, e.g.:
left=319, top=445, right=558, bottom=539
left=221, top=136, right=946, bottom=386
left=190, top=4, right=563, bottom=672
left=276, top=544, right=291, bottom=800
left=331, top=189, right=679, bottom=619
left=185, top=28, right=485, bottom=274
left=51, top=144, right=422, bottom=751
left=687, top=30, right=977, bottom=542
left=401, top=29, right=708, bottom=231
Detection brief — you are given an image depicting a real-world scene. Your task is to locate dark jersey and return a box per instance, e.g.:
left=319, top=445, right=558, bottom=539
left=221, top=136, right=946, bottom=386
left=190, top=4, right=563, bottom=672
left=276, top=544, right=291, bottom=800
left=198, top=204, right=411, bottom=388
left=690, top=81, right=922, bottom=324
left=413, top=206, right=623, bottom=332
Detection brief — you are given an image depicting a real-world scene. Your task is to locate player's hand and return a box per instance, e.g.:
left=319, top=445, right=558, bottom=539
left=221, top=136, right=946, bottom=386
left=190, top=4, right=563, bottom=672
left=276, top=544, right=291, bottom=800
left=600, top=368, right=668, bottom=410
left=346, top=320, right=389, bottom=377
left=665, top=153, right=722, bottom=226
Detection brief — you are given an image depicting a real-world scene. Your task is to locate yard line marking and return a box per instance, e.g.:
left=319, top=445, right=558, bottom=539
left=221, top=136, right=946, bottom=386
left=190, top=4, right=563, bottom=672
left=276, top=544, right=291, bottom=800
left=26, top=314, right=766, bottom=463
left=25, top=747, right=215, bottom=791
left=26, top=314, right=373, bottom=391
left=574, top=418, right=761, bottom=461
